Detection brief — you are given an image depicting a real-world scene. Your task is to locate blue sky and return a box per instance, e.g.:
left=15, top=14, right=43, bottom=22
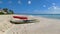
left=0, top=0, right=60, bottom=14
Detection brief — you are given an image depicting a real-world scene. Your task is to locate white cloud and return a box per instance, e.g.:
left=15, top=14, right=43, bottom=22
left=48, top=6, right=57, bottom=9
left=53, top=6, right=57, bottom=9
left=52, top=3, right=56, bottom=5
left=47, top=6, right=60, bottom=14
left=0, top=1, right=3, bottom=4
left=29, top=6, right=60, bottom=14
left=43, top=5, right=46, bottom=7
left=28, top=1, right=31, bottom=4
left=18, top=0, right=21, bottom=4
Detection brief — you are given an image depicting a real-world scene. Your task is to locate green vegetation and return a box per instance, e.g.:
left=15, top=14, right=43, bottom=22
left=0, top=8, right=14, bottom=14
left=8, top=10, right=14, bottom=14
left=0, top=12, right=4, bottom=14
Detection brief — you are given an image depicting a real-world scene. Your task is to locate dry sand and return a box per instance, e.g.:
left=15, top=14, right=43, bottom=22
left=0, top=15, right=60, bottom=34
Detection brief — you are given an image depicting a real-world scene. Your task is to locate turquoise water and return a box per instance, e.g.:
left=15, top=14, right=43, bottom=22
left=32, top=14, right=60, bottom=19
left=27, top=14, right=60, bottom=19
left=16, top=14, right=60, bottom=19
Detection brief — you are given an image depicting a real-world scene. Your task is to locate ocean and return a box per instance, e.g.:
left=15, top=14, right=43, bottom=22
left=15, top=14, right=60, bottom=19
left=32, top=14, right=60, bottom=19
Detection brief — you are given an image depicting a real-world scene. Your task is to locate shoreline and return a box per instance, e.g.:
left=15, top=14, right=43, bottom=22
left=0, top=15, right=60, bottom=34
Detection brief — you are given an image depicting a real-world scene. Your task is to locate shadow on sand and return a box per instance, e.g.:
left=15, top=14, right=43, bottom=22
left=10, top=20, right=39, bottom=24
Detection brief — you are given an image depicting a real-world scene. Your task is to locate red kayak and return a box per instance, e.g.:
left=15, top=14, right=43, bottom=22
left=10, top=16, right=38, bottom=24
left=13, top=16, right=28, bottom=20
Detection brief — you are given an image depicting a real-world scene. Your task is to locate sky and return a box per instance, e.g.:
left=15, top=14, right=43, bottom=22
left=0, top=0, right=60, bottom=14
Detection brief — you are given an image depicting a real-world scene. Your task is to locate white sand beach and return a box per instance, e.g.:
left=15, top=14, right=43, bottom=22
left=0, top=15, right=60, bottom=34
